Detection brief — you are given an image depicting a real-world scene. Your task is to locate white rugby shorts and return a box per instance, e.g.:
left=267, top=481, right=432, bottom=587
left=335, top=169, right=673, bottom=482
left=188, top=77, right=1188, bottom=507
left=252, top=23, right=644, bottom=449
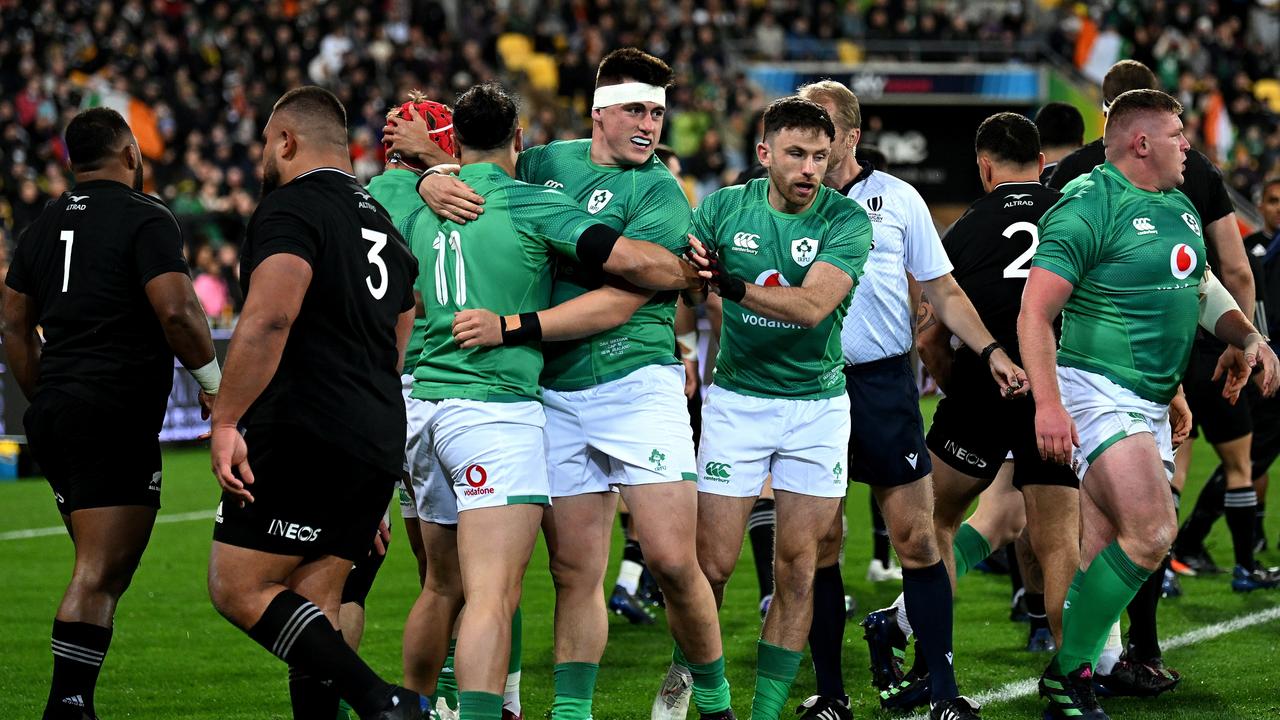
left=423, top=398, right=550, bottom=514
left=696, top=385, right=851, bottom=498
left=1059, top=366, right=1174, bottom=482
left=544, top=364, right=697, bottom=497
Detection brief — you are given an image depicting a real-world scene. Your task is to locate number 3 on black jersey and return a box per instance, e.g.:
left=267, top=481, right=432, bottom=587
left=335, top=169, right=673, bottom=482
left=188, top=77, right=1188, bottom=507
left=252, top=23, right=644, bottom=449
left=1001, top=222, right=1039, bottom=279
left=362, top=228, right=389, bottom=299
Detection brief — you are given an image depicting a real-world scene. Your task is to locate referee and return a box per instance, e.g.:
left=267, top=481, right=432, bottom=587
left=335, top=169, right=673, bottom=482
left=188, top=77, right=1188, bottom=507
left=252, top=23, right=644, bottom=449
left=2, top=107, right=218, bottom=720
left=205, top=86, right=421, bottom=720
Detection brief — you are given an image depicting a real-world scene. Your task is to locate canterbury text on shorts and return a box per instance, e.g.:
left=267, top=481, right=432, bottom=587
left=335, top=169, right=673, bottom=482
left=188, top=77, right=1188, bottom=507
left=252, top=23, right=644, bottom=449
left=1059, top=367, right=1174, bottom=482
left=927, top=382, right=1079, bottom=489
left=697, top=385, right=850, bottom=498
left=213, top=423, right=396, bottom=562
left=844, top=355, right=931, bottom=486
left=422, top=398, right=550, bottom=513
left=24, top=390, right=162, bottom=514
left=544, top=364, right=697, bottom=497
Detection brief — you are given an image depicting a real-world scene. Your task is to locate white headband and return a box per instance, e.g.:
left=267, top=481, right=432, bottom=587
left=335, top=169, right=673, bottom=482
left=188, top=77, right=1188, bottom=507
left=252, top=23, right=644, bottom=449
left=592, top=82, right=666, bottom=109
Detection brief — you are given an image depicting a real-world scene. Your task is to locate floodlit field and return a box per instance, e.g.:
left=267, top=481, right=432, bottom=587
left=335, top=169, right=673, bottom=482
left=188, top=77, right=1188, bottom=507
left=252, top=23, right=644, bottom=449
left=2, top=398, right=1278, bottom=719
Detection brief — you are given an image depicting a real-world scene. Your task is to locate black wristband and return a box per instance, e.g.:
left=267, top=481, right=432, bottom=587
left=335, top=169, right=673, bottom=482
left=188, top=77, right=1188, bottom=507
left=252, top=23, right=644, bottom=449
left=980, top=341, right=1004, bottom=364
left=500, top=312, right=542, bottom=345
left=719, top=274, right=747, bottom=303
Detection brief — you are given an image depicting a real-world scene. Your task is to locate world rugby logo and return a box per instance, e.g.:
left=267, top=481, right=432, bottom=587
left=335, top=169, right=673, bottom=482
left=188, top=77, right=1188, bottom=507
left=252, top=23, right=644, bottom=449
left=1170, top=243, right=1197, bottom=280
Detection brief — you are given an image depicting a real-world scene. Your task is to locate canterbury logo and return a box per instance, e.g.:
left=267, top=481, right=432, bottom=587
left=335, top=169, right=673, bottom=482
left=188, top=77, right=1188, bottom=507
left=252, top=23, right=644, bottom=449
left=704, top=462, right=732, bottom=479
left=732, top=232, right=759, bottom=250
left=1132, top=217, right=1156, bottom=234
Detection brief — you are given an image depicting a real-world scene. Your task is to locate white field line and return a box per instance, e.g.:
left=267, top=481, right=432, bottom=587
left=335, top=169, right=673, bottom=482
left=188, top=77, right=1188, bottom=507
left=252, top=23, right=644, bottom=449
left=0, top=509, right=212, bottom=541
left=906, top=605, right=1280, bottom=719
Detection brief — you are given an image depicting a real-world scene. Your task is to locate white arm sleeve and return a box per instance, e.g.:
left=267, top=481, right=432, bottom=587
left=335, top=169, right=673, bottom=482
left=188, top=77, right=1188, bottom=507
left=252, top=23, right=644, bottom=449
left=901, top=183, right=952, bottom=282
left=1199, top=269, right=1243, bottom=334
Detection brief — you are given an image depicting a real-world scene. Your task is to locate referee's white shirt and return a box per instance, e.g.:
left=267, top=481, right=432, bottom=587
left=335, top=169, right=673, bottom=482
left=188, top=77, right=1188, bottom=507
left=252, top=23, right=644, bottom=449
left=841, top=167, right=952, bottom=365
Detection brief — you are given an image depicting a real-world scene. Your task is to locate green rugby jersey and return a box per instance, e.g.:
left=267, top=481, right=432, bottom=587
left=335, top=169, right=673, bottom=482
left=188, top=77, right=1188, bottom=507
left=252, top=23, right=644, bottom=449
left=515, top=139, right=691, bottom=390
left=408, top=163, right=601, bottom=403
left=697, top=178, right=873, bottom=399
left=1032, top=162, right=1207, bottom=404
left=366, top=168, right=428, bottom=370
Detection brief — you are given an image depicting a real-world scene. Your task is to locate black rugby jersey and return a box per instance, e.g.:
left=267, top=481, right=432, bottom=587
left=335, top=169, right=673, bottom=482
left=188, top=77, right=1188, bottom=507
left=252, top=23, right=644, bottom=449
left=941, top=181, right=1061, bottom=369
left=239, top=168, right=417, bottom=474
left=5, top=179, right=189, bottom=429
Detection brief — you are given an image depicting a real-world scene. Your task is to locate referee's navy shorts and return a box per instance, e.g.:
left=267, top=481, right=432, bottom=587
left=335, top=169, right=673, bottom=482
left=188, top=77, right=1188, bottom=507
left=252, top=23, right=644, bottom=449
left=845, top=354, right=932, bottom=487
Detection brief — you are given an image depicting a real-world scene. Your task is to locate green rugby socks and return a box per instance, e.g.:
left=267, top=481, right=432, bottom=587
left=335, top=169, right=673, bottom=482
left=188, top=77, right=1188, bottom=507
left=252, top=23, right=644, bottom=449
left=953, top=522, right=992, bottom=579
left=1055, top=542, right=1154, bottom=673
left=551, top=661, right=597, bottom=720
left=749, top=640, right=802, bottom=720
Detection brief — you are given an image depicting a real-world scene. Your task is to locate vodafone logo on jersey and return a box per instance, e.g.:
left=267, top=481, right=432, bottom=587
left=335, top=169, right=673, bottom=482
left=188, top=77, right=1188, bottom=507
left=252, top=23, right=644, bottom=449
left=754, top=269, right=791, bottom=287
left=1170, top=244, right=1197, bottom=280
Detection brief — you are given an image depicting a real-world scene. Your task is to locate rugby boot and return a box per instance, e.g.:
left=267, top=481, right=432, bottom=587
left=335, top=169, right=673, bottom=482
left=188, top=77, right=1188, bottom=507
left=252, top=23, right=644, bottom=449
left=373, top=688, right=424, bottom=720
left=861, top=607, right=907, bottom=690
left=1161, top=567, right=1183, bottom=598
left=929, top=696, right=982, bottom=720
left=609, top=585, right=656, bottom=624
left=699, top=710, right=736, bottom=720
left=1095, top=650, right=1180, bottom=697
left=1040, top=664, right=1108, bottom=720
left=1026, top=626, right=1057, bottom=653
left=650, top=662, right=692, bottom=720
left=1174, top=547, right=1224, bottom=575
left=1231, top=564, right=1280, bottom=592
left=795, top=694, right=852, bottom=720
left=878, top=669, right=931, bottom=712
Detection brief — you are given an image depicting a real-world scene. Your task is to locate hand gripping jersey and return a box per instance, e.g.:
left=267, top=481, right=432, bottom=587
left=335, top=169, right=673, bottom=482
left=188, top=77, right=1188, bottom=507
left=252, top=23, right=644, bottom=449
left=1032, top=162, right=1207, bottom=404
left=516, top=139, right=692, bottom=390
left=408, top=162, right=605, bottom=402
left=366, top=168, right=429, bottom=369
left=695, top=178, right=874, bottom=399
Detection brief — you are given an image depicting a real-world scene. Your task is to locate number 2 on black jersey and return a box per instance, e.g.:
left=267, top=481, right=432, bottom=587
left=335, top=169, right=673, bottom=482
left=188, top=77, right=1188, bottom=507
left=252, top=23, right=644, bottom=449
left=1001, top=222, right=1039, bottom=279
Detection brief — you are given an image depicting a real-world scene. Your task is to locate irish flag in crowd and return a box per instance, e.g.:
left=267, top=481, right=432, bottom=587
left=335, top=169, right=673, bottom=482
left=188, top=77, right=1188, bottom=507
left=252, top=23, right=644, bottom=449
left=80, top=80, right=165, bottom=160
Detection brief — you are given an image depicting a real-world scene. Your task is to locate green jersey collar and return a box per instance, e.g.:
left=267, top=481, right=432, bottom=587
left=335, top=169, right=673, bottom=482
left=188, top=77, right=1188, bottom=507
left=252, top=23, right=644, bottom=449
left=459, top=162, right=511, bottom=180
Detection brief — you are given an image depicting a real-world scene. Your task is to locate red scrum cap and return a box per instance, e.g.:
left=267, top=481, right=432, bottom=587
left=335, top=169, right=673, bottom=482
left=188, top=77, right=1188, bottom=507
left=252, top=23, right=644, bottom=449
left=385, top=90, right=456, bottom=170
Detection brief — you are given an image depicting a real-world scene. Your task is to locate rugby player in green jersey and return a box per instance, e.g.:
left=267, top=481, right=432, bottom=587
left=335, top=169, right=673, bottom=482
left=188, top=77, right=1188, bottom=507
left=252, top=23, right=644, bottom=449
left=683, top=97, right=880, bottom=720
left=1019, top=89, right=1279, bottom=720
left=406, top=49, right=735, bottom=720
left=402, top=82, right=701, bottom=720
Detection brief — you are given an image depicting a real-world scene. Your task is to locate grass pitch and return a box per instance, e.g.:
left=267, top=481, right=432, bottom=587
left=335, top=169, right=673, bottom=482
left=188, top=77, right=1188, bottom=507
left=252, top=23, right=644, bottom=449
left=1, top=398, right=1278, bottom=719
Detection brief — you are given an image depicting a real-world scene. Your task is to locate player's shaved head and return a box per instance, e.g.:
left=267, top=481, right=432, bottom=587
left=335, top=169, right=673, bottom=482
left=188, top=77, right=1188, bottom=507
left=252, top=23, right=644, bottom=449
left=797, top=80, right=860, bottom=131
left=453, top=82, right=520, bottom=152
left=65, top=107, right=134, bottom=172
left=1103, top=89, right=1183, bottom=148
left=270, top=85, right=348, bottom=148
left=596, top=48, right=672, bottom=88
left=1103, top=60, right=1158, bottom=108
left=975, top=112, right=1041, bottom=166
left=762, top=97, right=835, bottom=143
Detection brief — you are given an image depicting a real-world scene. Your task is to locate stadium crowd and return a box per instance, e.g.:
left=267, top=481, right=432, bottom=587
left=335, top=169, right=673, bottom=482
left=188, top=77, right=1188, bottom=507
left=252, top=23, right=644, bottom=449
left=1, top=1, right=1278, bottom=322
